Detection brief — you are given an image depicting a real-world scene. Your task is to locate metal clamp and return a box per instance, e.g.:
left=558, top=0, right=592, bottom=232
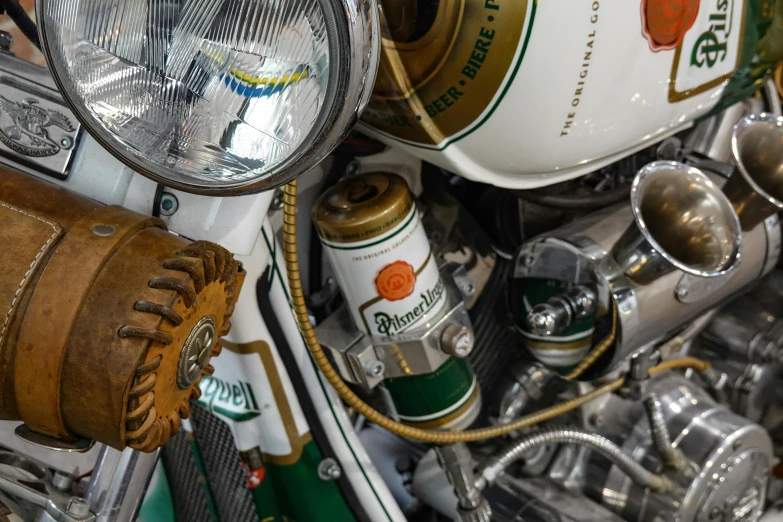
left=316, top=267, right=476, bottom=387
left=0, top=449, right=94, bottom=521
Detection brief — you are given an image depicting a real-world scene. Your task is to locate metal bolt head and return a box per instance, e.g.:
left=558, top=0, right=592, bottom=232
left=91, top=224, right=115, bottom=236
left=344, top=160, right=361, bottom=177
left=363, top=360, right=385, bottom=379
left=457, top=279, right=476, bottom=297
left=317, top=458, right=342, bottom=481
left=269, top=188, right=285, bottom=212
left=441, top=324, right=474, bottom=358
left=733, top=438, right=743, bottom=450
left=159, top=192, right=179, bottom=216
left=0, top=31, right=12, bottom=53
left=177, top=316, right=216, bottom=389
left=708, top=506, right=722, bottom=520
left=67, top=496, right=90, bottom=517
left=588, top=413, right=605, bottom=429
left=676, top=286, right=689, bottom=300
left=52, top=470, right=74, bottom=491
left=527, top=304, right=558, bottom=336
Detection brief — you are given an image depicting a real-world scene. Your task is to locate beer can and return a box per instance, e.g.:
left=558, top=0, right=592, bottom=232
left=314, top=172, right=481, bottom=429
left=312, top=172, right=447, bottom=337
left=381, top=357, right=481, bottom=430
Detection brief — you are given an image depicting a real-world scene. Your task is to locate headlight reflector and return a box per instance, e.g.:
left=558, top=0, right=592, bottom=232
left=38, top=0, right=378, bottom=194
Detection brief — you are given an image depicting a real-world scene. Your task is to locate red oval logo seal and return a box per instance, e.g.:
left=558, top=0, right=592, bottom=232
left=641, top=0, right=700, bottom=51
left=375, top=261, right=416, bottom=301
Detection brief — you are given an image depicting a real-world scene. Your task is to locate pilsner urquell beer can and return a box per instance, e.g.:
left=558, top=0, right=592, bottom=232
left=313, top=172, right=480, bottom=429
left=312, top=172, right=446, bottom=336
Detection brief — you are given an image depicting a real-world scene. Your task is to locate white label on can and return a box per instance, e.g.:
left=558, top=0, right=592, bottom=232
left=321, top=206, right=446, bottom=337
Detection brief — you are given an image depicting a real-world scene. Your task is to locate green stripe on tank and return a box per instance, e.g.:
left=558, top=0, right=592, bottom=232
left=262, top=441, right=355, bottom=522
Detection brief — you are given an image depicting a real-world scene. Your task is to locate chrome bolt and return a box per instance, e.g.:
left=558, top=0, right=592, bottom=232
left=676, top=286, right=689, bottom=300
left=441, top=324, right=474, bottom=358
left=317, top=458, right=342, bottom=481
left=363, top=360, right=385, bottom=379
left=67, top=496, right=90, bottom=517
left=344, top=160, right=361, bottom=177
left=52, top=470, right=74, bottom=491
left=527, top=304, right=560, bottom=336
left=91, top=224, right=115, bottom=236
left=160, top=192, right=179, bottom=216
left=270, top=188, right=285, bottom=212
left=458, top=280, right=476, bottom=297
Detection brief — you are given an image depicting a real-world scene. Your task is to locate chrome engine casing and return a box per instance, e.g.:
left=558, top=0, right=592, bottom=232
left=587, top=374, right=773, bottom=522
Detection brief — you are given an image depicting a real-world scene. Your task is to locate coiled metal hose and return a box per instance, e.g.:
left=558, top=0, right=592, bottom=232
left=475, top=426, right=677, bottom=494
left=643, top=395, right=687, bottom=470
left=281, top=180, right=711, bottom=443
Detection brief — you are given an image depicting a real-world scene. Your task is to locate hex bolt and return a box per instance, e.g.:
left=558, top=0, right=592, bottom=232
left=441, top=324, right=475, bottom=358
left=317, top=458, right=342, bottom=481
left=67, top=496, right=91, bottom=518
left=52, top=470, right=74, bottom=492
left=0, top=31, right=12, bottom=53
left=344, top=160, right=361, bottom=177
left=269, top=189, right=285, bottom=211
left=159, top=192, right=179, bottom=216
left=457, top=279, right=476, bottom=297
left=363, top=360, right=385, bottom=379
left=676, top=286, right=689, bottom=300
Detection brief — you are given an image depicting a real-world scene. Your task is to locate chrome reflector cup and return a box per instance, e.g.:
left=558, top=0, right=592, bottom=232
left=612, top=161, right=742, bottom=284
left=37, top=0, right=379, bottom=195
left=723, top=113, right=783, bottom=231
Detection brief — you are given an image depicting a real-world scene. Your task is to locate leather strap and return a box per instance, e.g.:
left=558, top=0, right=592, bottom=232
left=15, top=206, right=164, bottom=439
left=0, top=203, right=63, bottom=409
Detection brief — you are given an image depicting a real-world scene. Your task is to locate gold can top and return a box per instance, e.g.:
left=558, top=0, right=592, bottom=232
left=312, top=172, right=414, bottom=244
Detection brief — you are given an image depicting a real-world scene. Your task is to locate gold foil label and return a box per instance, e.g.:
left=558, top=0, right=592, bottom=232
left=361, top=0, right=531, bottom=147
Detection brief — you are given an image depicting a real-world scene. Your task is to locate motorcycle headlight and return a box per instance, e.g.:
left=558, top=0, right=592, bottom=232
left=37, top=0, right=378, bottom=195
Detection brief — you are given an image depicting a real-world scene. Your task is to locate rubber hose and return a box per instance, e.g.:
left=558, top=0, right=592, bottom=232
left=2, top=0, right=40, bottom=50
left=475, top=426, right=676, bottom=494
left=282, top=180, right=710, bottom=443
left=512, top=184, right=631, bottom=210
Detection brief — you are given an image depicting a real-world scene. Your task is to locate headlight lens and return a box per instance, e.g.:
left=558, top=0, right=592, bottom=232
left=38, top=0, right=378, bottom=195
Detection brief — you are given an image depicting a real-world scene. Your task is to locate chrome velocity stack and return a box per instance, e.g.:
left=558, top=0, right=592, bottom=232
left=613, top=161, right=742, bottom=284
left=513, top=161, right=777, bottom=375
left=724, top=113, right=783, bottom=230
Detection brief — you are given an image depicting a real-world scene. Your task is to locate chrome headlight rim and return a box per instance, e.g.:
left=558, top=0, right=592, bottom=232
left=36, top=0, right=379, bottom=196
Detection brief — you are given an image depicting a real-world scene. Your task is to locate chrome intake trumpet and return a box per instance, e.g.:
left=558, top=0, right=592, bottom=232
left=613, top=161, right=742, bottom=284
left=724, top=113, right=783, bottom=231
left=514, top=160, right=779, bottom=374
